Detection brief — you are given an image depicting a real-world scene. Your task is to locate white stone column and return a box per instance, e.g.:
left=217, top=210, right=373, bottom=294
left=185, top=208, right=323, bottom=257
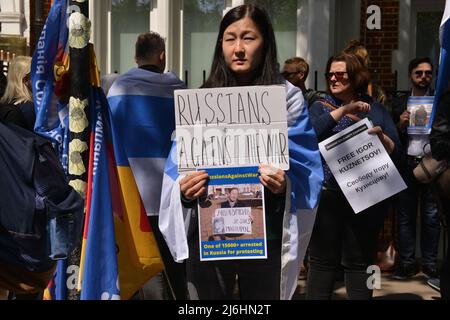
left=334, top=0, right=361, bottom=52
left=0, top=0, right=26, bottom=36
left=0, top=0, right=20, bottom=35
left=89, top=0, right=110, bottom=74
left=148, top=0, right=182, bottom=76
left=90, top=0, right=182, bottom=76
left=298, top=0, right=336, bottom=91
left=168, top=0, right=182, bottom=76
left=150, top=0, right=170, bottom=71
left=392, top=0, right=412, bottom=91
left=150, top=0, right=168, bottom=42
left=23, top=0, right=30, bottom=46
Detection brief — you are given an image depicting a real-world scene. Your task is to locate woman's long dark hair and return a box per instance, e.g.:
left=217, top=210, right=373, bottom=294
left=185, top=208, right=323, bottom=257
left=203, top=4, right=283, bottom=88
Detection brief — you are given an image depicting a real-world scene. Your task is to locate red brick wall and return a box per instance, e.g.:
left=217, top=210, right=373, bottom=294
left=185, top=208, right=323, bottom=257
left=360, top=0, right=400, bottom=93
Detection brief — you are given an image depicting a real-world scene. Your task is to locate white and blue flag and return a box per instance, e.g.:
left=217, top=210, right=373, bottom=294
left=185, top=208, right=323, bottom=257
left=107, top=68, right=186, bottom=217
left=431, top=0, right=450, bottom=123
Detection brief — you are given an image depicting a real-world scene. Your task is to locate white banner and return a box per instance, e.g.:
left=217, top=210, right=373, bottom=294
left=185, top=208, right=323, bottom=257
left=175, top=86, right=289, bottom=172
left=319, top=118, right=407, bottom=213
left=213, top=207, right=252, bottom=235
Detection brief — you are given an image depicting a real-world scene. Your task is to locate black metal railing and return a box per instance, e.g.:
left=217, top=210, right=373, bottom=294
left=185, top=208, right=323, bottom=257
left=0, top=50, right=15, bottom=76
left=182, top=68, right=410, bottom=100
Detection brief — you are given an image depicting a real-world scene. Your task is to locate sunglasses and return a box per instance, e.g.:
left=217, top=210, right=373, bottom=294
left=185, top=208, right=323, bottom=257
left=282, top=71, right=301, bottom=78
left=325, top=71, right=348, bottom=81
left=414, top=70, right=433, bottom=77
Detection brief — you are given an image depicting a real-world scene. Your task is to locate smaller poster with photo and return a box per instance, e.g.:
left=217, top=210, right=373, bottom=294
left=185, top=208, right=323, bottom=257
left=198, top=166, right=267, bottom=261
left=406, top=96, right=435, bottom=134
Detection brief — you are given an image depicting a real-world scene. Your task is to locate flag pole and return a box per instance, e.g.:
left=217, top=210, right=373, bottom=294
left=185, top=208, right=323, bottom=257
left=430, top=0, right=450, bottom=127
left=31, top=0, right=45, bottom=53
left=67, top=0, right=91, bottom=300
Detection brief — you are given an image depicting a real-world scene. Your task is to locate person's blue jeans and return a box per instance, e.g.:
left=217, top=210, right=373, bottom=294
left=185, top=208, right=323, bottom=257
left=396, top=156, right=441, bottom=267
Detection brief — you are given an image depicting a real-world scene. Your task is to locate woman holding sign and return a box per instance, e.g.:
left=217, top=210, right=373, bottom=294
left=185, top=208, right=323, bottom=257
left=159, top=4, right=323, bottom=300
left=306, top=52, right=401, bottom=299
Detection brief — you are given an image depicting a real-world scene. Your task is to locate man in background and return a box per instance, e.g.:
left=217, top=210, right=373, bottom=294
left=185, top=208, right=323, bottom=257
left=107, top=32, right=187, bottom=300
left=282, top=57, right=327, bottom=107
left=390, top=57, right=441, bottom=281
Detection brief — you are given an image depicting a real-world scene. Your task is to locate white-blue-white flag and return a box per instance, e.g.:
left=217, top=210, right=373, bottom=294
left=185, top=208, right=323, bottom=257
left=431, top=0, right=450, bottom=123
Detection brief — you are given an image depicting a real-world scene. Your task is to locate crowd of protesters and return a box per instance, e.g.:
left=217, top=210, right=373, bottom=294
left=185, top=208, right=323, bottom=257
left=0, top=3, right=449, bottom=301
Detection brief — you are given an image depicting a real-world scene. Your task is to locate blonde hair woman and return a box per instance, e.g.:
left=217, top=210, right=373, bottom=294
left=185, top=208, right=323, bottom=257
left=0, top=56, right=35, bottom=130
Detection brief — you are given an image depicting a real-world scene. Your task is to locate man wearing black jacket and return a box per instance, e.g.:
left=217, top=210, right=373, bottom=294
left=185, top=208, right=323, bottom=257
left=390, top=57, right=441, bottom=280
left=220, top=188, right=245, bottom=208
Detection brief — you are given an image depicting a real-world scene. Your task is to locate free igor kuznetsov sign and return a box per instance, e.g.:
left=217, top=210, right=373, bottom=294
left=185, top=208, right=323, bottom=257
left=319, top=118, right=407, bottom=213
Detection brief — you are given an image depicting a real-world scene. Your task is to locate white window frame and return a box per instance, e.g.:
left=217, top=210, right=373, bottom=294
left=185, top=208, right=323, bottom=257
left=0, top=0, right=30, bottom=45
left=90, top=0, right=183, bottom=76
left=178, top=0, right=243, bottom=84
left=394, top=0, right=445, bottom=91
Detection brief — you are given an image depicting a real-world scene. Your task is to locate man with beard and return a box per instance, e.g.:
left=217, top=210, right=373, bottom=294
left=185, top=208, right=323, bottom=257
left=390, top=57, right=441, bottom=280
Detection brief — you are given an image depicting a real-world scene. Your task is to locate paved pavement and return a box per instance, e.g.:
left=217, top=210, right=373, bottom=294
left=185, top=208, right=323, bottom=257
left=294, top=271, right=441, bottom=300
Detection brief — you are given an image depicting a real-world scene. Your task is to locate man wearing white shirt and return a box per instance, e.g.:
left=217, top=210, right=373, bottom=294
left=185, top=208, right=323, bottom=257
left=391, top=57, right=441, bottom=280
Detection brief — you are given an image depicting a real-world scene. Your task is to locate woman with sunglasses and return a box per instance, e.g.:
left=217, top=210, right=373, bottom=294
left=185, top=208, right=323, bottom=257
left=306, top=52, right=401, bottom=299
left=343, top=39, right=386, bottom=104
left=160, top=4, right=323, bottom=300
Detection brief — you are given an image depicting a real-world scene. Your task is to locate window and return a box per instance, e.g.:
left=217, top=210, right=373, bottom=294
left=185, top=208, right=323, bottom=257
left=111, top=0, right=151, bottom=74
left=416, top=11, right=442, bottom=72
left=246, top=0, right=297, bottom=66
left=183, top=0, right=225, bottom=88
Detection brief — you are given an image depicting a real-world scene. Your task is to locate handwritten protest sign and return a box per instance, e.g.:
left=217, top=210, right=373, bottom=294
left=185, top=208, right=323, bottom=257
left=319, top=118, right=407, bottom=213
left=213, top=208, right=252, bottom=235
left=198, top=166, right=267, bottom=261
left=175, top=86, right=289, bottom=172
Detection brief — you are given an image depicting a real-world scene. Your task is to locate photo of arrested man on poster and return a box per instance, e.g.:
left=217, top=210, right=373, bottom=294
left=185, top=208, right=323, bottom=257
left=198, top=166, right=267, bottom=261
left=407, top=96, right=435, bottom=134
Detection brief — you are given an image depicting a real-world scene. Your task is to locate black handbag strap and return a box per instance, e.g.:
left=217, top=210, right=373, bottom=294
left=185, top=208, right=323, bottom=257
left=419, top=158, right=434, bottom=181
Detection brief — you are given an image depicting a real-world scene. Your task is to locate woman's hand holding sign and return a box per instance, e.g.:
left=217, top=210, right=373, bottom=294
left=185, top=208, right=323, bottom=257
left=343, top=101, right=371, bottom=114
left=368, top=126, right=395, bottom=155
left=180, top=171, right=209, bottom=200
left=259, top=164, right=286, bottom=194
left=331, top=101, right=371, bottom=122
left=397, top=110, right=410, bottom=130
